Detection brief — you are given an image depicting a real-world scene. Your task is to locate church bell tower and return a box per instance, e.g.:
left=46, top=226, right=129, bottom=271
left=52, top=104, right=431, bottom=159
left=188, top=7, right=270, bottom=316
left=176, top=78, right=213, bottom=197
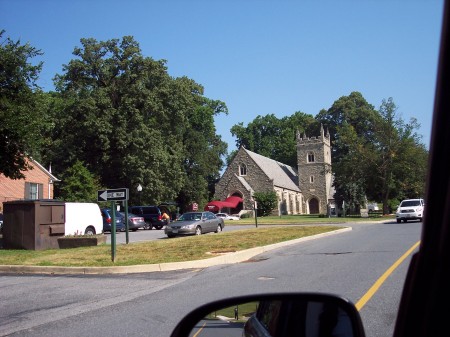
left=297, top=125, right=333, bottom=214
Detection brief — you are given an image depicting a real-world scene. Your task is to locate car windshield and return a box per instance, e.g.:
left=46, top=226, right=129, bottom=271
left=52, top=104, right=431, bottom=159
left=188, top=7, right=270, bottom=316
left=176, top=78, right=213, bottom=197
left=401, top=200, right=421, bottom=207
left=178, top=213, right=202, bottom=221
left=0, top=1, right=444, bottom=337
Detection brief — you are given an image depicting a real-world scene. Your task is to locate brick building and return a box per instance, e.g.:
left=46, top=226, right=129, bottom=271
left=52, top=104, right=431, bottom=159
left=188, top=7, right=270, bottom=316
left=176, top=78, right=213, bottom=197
left=0, top=159, right=59, bottom=213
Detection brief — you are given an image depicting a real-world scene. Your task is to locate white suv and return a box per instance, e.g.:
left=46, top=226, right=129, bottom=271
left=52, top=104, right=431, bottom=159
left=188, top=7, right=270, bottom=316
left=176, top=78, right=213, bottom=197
left=395, top=198, right=425, bottom=223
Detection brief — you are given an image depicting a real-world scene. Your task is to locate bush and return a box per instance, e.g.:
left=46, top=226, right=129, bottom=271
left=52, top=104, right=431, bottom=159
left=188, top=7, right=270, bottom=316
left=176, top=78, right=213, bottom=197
left=253, top=191, right=278, bottom=217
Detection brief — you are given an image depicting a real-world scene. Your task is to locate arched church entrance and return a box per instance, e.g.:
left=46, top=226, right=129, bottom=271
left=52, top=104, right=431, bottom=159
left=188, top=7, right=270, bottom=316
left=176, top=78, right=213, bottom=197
left=230, top=192, right=243, bottom=214
left=308, top=198, right=320, bottom=214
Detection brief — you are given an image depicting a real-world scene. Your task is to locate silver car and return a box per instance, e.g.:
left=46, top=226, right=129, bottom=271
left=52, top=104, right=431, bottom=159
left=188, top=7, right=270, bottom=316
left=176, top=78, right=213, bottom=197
left=165, top=211, right=225, bottom=238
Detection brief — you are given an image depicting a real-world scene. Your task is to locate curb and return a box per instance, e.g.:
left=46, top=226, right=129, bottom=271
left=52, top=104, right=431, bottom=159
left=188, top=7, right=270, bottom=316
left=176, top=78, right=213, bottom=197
left=0, top=227, right=352, bottom=275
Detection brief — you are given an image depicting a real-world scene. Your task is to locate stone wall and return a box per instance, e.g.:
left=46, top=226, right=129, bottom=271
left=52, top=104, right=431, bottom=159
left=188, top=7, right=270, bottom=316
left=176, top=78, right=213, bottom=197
left=215, top=148, right=274, bottom=210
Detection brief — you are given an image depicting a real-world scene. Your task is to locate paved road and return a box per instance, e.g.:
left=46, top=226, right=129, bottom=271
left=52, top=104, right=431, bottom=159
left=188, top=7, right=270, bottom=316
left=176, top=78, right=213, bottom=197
left=0, top=219, right=420, bottom=337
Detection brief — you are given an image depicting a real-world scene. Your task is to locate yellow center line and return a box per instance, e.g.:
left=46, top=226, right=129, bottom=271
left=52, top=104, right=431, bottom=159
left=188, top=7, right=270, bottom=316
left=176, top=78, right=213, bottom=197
left=355, top=240, right=420, bottom=311
left=192, top=322, right=207, bottom=337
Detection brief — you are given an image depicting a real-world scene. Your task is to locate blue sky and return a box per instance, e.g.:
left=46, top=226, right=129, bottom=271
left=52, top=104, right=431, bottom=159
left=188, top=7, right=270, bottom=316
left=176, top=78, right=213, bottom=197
left=1, top=0, right=444, bottom=151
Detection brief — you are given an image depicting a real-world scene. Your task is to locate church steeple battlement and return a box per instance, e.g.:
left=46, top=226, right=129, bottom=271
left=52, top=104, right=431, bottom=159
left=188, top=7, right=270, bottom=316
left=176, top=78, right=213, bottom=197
left=296, top=124, right=330, bottom=147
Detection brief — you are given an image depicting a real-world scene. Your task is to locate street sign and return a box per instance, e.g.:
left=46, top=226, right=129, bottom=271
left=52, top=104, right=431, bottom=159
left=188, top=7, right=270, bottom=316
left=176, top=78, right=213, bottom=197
left=97, top=188, right=129, bottom=202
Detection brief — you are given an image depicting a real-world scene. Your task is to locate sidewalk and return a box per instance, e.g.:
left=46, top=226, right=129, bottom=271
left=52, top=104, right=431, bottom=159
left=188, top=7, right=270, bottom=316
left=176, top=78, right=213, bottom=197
left=0, top=227, right=352, bottom=275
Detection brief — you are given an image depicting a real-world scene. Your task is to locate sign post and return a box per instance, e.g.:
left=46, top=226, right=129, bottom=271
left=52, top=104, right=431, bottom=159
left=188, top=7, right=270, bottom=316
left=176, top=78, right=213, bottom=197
left=124, top=200, right=129, bottom=244
left=111, top=201, right=116, bottom=262
left=98, top=188, right=129, bottom=262
left=251, top=198, right=258, bottom=228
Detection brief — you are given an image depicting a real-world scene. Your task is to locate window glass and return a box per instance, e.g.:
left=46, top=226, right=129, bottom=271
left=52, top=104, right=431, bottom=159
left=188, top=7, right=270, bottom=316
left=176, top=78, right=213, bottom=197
left=25, top=182, right=43, bottom=199
left=142, top=207, right=158, bottom=213
left=401, top=200, right=421, bottom=207
left=257, top=300, right=282, bottom=335
left=30, top=183, right=38, bottom=199
left=240, top=163, right=247, bottom=176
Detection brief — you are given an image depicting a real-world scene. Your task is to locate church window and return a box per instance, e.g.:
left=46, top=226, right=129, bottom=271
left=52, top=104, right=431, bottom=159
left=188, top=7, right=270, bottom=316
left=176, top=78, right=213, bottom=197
left=239, top=163, right=247, bottom=176
left=310, top=175, right=314, bottom=183
left=307, top=152, right=315, bottom=163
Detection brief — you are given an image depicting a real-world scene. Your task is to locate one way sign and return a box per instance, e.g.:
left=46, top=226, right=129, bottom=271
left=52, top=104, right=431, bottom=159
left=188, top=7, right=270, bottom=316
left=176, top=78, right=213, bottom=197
left=97, top=188, right=129, bottom=202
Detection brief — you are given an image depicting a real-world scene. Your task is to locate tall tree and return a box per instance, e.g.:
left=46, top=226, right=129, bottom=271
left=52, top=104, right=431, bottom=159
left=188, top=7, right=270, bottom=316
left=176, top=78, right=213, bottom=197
left=0, top=30, right=50, bottom=179
left=317, top=94, right=428, bottom=214
left=48, top=36, right=227, bottom=209
left=173, top=77, right=228, bottom=210
left=56, top=160, right=102, bottom=202
left=316, top=92, right=380, bottom=211
left=373, top=99, right=427, bottom=208
left=230, top=111, right=317, bottom=167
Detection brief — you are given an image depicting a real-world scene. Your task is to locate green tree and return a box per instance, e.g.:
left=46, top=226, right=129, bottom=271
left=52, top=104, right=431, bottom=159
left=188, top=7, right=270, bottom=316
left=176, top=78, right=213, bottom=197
left=174, top=77, right=228, bottom=210
left=316, top=92, right=380, bottom=211
left=331, top=122, right=368, bottom=214
left=253, top=191, right=278, bottom=217
left=56, top=160, right=102, bottom=202
left=0, top=30, right=50, bottom=179
left=317, top=94, right=428, bottom=214
left=48, top=36, right=227, bottom=210
left=231, top=112, right=317, bottom=167
left=365, top=98, right=427, bottom=213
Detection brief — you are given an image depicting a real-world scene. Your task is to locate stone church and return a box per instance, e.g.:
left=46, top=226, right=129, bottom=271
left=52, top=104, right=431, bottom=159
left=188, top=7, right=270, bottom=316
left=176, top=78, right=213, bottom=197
left=206, top=124, right=335, bottom=216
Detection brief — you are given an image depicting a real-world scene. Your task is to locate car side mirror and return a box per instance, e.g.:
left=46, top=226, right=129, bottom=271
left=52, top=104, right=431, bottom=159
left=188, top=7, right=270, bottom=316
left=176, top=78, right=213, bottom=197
left=170, top=293, right=366, bottom=337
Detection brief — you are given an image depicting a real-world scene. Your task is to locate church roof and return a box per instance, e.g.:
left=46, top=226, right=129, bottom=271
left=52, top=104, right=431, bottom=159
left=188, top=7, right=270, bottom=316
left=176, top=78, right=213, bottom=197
left=243, top=148, right=300, bottom=192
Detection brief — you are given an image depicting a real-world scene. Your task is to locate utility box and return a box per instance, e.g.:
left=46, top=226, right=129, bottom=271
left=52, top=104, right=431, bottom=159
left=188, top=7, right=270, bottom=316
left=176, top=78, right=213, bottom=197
left=2, top=200, right=65, bottom=250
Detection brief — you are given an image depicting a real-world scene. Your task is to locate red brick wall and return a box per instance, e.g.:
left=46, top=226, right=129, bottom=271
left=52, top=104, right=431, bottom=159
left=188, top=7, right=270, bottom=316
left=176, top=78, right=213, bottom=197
left=0, top=161, right=55, bottom=212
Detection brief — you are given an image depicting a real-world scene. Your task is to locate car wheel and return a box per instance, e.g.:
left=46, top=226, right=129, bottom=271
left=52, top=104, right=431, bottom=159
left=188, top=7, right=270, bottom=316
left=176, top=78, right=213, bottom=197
left=144, top=222, right=152, bottom=230
left=403, top=219, right=408, bottom=223
left=167, top=234, right=175, bottom=238
left=155, top=226, right=162, bottom=230
left=215, top=225, right=222, bottom=233
left=195, top=226, right=202, bottom=235
left=84, top=226, right=96, bottom=235
left=397, top=219, right=401, bottom=223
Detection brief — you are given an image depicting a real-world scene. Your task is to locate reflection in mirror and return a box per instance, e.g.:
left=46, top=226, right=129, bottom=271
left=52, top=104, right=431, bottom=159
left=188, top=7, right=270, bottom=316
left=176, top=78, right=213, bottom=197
left=174, top=294, right=364, bottom=337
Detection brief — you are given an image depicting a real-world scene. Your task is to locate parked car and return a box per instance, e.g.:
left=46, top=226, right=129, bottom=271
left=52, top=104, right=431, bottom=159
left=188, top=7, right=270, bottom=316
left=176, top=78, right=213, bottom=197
left=128, top=205, right=167, bottom=230
left=101, top=208, right=125, bottom=232
left=119, top=212, right=146, bottom=231
left=216, top=212, right=240, bottom=220
left=367, top=203, right=379, bottom=212
left=395, top=198, right=425, bottom=223
left=164, top=211, right=225, bottom=238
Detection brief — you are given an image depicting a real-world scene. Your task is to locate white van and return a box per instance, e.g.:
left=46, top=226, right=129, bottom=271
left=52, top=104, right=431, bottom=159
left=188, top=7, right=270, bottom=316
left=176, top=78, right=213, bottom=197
left=64, top=202, right=103, bottom=235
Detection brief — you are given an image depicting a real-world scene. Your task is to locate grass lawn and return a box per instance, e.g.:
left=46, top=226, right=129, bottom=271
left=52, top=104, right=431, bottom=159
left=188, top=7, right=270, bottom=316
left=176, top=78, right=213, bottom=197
left=0, top=214, right=393, bottom=267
